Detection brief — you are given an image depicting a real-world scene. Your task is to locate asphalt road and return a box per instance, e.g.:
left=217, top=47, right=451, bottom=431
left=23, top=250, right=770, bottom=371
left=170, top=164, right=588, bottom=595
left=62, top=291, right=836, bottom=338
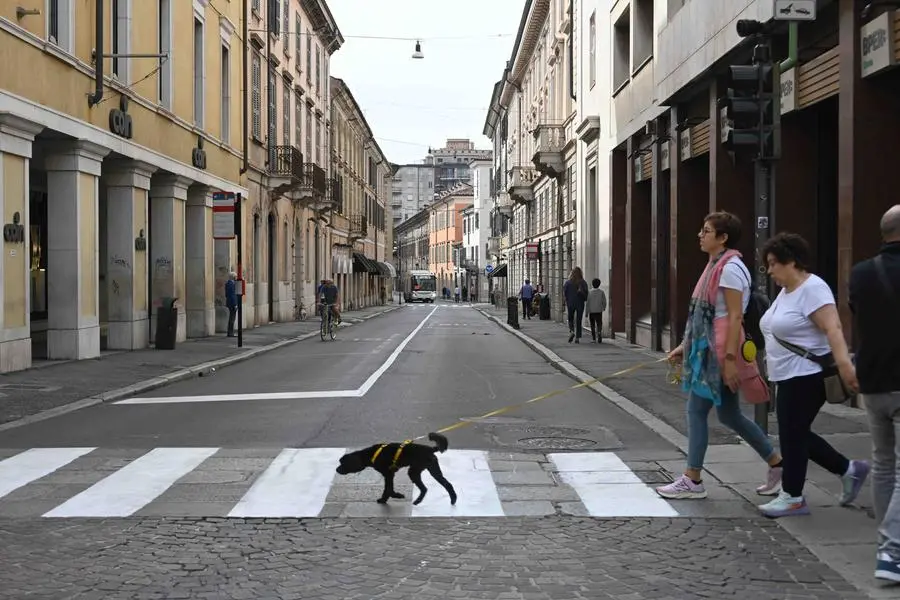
left=0, top=302, right=870, bottom=599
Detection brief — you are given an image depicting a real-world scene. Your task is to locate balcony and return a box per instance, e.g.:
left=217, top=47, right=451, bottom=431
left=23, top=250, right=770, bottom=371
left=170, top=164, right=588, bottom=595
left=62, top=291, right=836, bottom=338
left=267, top=146, right=304, bottom=197
left=507, top=166, right=537, bottom=204
left=495, top=191, right=513, bottom=216
left=301, top=164, right=328, bottom=200
left=319, top=177, right=342, bottom=213
left=350, top=214, right=368, bottom=240
left=532, top=124, right=566, bottom=178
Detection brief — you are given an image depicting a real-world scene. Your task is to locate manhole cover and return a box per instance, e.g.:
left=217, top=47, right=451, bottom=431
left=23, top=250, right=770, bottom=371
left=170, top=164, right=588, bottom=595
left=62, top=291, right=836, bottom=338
left=461, top=416, right=531, bottom=424
left=518, top=437, right=598, bottom=450
left=524, top=426, right=591, bottom=437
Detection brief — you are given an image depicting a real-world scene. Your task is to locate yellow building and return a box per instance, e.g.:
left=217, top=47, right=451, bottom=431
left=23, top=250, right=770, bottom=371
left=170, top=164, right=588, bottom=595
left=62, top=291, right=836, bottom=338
left=0, top=0, right=246, bottom=372
left=329, top=77, right=394, bottom=309
left=242, top=0, right=343, bottom=325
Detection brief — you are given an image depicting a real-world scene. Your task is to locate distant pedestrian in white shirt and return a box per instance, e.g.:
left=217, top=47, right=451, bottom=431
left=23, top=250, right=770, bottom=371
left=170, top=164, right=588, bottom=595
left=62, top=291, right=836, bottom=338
left=586, top=279, right=607, bottom=343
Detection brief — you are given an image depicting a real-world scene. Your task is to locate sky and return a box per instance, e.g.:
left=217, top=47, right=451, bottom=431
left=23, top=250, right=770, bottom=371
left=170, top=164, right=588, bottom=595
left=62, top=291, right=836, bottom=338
left=326, top=0, right=525, bottom=165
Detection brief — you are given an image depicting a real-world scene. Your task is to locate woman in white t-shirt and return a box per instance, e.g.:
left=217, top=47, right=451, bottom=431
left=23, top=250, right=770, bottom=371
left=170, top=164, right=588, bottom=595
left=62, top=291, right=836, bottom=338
left=757, top=232, right=868, bottom=518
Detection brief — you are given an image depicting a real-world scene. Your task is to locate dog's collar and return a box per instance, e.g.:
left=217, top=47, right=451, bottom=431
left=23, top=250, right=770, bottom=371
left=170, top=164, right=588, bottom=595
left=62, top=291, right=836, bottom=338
left=372, top=440, right=412, bottom=471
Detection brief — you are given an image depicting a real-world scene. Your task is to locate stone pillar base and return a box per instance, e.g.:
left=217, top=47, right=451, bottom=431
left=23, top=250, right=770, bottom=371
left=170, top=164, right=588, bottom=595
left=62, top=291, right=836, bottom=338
left=107, top=319, right=149, bottom=350
left=0, top=337, right=32, bottom=373
left=48, top=326, right=100, bottom=360
left=187, top=308, right=215, bottom=338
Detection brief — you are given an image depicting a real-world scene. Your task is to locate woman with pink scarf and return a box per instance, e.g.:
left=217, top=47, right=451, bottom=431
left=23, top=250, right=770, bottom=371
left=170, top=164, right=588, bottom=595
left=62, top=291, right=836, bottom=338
left=656, top=212, right=783, bottom=500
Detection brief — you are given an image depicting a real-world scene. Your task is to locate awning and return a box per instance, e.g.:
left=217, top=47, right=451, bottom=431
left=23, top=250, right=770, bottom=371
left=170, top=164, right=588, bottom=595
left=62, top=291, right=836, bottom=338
left=377, top=261, right=397, bottom=278
left=331, top=255, right=352, bottom=275
left=488, top=263, right=507, bottom=278
left=352, top=252, right=379, bottom=274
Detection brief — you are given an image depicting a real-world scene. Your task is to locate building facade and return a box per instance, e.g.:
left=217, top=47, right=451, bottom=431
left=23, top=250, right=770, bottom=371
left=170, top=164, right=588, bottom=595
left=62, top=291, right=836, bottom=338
left=431, top=139, right=492, bottom=196
left=463, top=159, right=494, bottom=301
left=329, top=77, right=393, bottom=310
left=243, top=0, right=342, bottom=326
left=0, top=0, right=248, bottom=372
left=484, top=0, right=579, bottom=322
left=390, top=161, right=435, bottom=229
left=428, top=184, right=474, bottom=293
left=393, top=207, right=430, bottom=297
left=578, top=0, right=899, bottom=351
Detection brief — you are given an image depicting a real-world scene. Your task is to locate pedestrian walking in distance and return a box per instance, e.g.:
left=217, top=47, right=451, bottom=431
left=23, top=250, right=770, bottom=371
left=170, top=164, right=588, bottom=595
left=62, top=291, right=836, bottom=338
left=586, top=278, right=607, bottom=343
left=563, top=267, right=589, bottom=343
left=657, top=211, right=782, bottom=501
left=757, top=232, right=867, bottom=518
left=849, top=204, right=900, bottom=581
left=520, top=279, right=535, bottom=320
left=225, top=272, right=237, bottom=337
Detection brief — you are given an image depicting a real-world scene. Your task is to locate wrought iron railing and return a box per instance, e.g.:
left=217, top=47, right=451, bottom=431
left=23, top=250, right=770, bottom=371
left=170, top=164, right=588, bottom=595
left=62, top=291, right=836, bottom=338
left=304, top=164, right=327, bottom=196
left=350, top=214, right=368, bottom=237
left=327, top=177, right=343, bottom=212
left=268, top=146, right=304, bottom=179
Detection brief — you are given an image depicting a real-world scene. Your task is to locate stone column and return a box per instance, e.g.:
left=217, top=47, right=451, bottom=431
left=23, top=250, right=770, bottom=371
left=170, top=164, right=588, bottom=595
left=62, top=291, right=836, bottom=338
left=148, top=174, right=190, bottom=343
left=103, top=160, right=156, bottom=350
left=186, top=185, right=215, bottom=337
left=0, top=115, right=44, bottom=371
left=44, top=140, right=110, bottom=360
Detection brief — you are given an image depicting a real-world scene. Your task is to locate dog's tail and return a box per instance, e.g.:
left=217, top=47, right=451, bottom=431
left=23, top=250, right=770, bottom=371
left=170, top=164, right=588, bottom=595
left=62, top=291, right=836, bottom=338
left=427, top=432, right=449, bottom=453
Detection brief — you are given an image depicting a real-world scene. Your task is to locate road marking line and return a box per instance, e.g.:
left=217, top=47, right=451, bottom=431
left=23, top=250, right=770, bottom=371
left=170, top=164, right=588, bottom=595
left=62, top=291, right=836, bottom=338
left=115, top=307, right=437, bottom=405
left=410, top=450, right=503, bottom=517
left=0, top=447, right=96, bottom=501
left=548, top=452, right=678, bottom=517
left=43, top=447, right=218, bottom=517
left=228, top=447, right=345, bottom=518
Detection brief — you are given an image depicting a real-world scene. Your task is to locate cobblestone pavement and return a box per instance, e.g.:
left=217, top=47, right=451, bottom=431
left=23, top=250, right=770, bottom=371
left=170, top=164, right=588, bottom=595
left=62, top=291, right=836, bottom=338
left=0, top=516, right=868, bottom=600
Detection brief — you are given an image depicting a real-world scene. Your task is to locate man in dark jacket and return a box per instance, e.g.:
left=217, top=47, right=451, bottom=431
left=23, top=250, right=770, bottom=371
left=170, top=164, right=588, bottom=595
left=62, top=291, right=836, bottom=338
left=225, top=272, right=237, bottom=337
left=849, top=204, right=900, bottom=582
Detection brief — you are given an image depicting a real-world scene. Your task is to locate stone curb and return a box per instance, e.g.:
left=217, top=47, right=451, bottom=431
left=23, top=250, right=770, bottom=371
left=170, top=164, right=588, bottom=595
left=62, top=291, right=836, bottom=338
left=476, top=309, right=690, bottom=454
left=0, top=306, right=400, bottom=433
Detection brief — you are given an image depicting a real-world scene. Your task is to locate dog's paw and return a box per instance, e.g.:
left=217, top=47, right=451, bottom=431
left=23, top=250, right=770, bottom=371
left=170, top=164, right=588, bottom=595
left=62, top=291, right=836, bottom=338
left=390, top=492, right=405, bottom=499
left=376, top=498, right=388, bottom=504
left=450, top=496, right=458, bottom=505
left=412, top=498, right=424, bottom=506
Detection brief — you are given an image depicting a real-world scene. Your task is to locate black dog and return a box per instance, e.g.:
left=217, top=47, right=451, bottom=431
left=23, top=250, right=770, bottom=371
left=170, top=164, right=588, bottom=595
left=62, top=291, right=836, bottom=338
left=335, top=432, right=458, bottom=506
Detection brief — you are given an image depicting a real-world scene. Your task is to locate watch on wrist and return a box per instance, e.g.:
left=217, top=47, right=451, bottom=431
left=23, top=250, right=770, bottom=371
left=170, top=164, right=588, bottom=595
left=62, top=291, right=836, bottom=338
left=725, top=353, right=736, bottom=362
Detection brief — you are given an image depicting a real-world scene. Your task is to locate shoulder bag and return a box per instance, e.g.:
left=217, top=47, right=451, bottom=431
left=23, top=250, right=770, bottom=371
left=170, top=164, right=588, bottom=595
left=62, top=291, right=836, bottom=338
left=773, top=335, right=855, bottom=404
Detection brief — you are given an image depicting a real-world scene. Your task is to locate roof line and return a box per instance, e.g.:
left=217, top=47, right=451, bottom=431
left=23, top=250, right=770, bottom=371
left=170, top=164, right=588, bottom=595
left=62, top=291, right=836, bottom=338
left=329, top=77, right=389, bottom=164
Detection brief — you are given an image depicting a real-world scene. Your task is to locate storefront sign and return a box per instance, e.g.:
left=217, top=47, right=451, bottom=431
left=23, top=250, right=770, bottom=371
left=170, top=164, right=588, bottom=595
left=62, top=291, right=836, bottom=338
left=525, top=241, right=540, bottom=260
left=660, top=140, right=670, bottom=171
left=212, top=192, right=237, bottom=239
left=191, top=136, right=208, bottom=170
left=3, top=212, right=25, bottom=243
left=633, top=155, right=644, bottom=182
left=861, top=12, right=896, bottom=78
left=781, top=67, right=797, bottom=114
left=680, top=128, right=692, bottom=161
left=109, top=95, right=133, bottom=139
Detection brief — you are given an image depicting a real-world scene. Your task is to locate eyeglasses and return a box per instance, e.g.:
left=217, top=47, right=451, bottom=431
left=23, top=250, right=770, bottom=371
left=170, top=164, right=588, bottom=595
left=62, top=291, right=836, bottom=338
left=699, top=227, right=716, bottom=236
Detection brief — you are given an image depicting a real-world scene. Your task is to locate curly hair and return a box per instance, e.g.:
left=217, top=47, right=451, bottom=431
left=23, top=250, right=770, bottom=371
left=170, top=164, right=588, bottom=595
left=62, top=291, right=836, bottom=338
left=761, top=232, right=812, bottom=271
left=704, top=211, right=742, bottom=249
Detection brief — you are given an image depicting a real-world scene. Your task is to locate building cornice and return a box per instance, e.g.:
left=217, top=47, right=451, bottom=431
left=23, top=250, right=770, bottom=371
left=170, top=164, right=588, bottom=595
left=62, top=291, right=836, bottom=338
left=301, top=0, right=344, bottom=55
left=500, top=0, right=550, bottom=107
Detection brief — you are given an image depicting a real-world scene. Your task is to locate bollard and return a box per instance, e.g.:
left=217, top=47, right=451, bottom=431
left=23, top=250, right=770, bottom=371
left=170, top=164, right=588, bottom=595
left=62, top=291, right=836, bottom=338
left=507, top=296, right=520, bottom=330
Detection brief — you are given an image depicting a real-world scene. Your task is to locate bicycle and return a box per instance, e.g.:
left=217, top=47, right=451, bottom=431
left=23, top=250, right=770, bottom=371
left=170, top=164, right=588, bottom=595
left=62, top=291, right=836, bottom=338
left=319, top=303, right=337, bottom=341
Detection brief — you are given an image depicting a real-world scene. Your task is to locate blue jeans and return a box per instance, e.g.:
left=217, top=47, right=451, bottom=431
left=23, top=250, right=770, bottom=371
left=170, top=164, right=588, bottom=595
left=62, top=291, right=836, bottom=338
left=687, top=383, right=775, bottom=471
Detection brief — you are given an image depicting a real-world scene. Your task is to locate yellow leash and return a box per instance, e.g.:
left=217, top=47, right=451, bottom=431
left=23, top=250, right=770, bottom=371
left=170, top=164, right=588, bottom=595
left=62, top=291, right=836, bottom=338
left=412, top=356, right=671, bottom=441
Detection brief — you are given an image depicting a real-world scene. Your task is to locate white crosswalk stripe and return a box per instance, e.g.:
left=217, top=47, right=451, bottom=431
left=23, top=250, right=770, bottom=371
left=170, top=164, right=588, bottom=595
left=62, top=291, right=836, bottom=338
left=0, top=448, right=678, bottom=519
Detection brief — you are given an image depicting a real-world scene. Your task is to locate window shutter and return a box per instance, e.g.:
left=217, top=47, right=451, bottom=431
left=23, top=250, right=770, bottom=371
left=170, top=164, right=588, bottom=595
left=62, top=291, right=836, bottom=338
left=251, top=54, right=261, bottom=138
left=268, top=0, right=280, bottom=37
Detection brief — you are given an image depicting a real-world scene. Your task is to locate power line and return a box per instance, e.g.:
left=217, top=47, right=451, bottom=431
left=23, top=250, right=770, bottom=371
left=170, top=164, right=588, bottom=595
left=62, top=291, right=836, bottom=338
left=247, top=29, right=514, bottom=41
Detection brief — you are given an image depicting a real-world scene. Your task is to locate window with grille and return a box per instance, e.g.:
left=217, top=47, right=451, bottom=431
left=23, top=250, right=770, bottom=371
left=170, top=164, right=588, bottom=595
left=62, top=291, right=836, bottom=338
left=282, top=0, right=289, bottom=50
left=251, top=52, right=262, bottom=139
left=295, top=14, right=302, bottom=71
left=295, top=92, right=302, bottom=153
left=268, top=66, right=277, bottom=165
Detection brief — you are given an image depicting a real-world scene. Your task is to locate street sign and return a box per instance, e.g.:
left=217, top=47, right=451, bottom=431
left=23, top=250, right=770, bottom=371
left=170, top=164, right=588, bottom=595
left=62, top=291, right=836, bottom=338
left=773, top=0, right=816, bottom=21
left=485, top=264, right=494, bottom=274
left=212, top=191, right=236, bottom=239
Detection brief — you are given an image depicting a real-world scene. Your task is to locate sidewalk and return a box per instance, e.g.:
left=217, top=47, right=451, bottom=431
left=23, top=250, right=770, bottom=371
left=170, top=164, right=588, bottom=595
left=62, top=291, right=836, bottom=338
left=0, top=304, right=399, bottom=432
left=477, top=305, right=893, bottom=600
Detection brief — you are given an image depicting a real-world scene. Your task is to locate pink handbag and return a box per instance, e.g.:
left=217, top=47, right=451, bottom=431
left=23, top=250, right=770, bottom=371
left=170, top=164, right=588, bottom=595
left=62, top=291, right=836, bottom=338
left=713, top=318, right=771, bottom=405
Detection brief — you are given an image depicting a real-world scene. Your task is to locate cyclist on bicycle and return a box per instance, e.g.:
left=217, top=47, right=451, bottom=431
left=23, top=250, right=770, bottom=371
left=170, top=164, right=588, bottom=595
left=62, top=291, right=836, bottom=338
left=317, top=278, right=341, bottom=324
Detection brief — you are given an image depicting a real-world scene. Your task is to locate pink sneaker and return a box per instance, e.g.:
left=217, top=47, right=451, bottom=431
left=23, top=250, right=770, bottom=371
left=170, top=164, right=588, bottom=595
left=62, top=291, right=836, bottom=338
left=656, top=474, right=707, bottom=499
left=756, top=466, right=783, bottom=496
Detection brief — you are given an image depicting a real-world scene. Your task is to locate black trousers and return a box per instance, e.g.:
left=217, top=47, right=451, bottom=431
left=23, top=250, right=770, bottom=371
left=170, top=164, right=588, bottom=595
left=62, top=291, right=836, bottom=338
left=567, top=304, right=584, bottom=338
left=776, top=371, right=850, bottom=497
left=522, top=298, right=533, bottom=319
left=227, top=306, right=237, bottom=336
left=589, top=312, right=603, bottom=340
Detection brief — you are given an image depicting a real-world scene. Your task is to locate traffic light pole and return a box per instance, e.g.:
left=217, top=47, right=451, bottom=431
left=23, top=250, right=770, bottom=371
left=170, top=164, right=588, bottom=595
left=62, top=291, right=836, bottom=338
left=751, top=36, right=778, bottom=435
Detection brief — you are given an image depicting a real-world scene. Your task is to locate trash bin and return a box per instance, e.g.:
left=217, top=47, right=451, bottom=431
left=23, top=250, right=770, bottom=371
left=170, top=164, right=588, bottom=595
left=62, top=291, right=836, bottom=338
left=540, top=293, right=551, bottom=320
left=155, top=297, right=178, bottom=350
left=506, top=296, right=520, bottom=330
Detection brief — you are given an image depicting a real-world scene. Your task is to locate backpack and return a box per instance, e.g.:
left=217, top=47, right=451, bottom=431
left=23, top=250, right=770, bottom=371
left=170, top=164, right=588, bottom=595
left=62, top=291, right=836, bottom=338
left=740, top=269, right=770, bottom=349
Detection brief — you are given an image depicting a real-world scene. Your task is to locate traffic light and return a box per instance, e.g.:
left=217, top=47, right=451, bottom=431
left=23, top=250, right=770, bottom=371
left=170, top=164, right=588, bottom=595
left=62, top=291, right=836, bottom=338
left=718, top=62, right=779, bottom=160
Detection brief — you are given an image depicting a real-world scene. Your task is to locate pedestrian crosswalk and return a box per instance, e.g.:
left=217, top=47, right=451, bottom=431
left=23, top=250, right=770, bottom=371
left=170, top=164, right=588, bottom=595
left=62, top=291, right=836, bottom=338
left=0, top=447, right=679, bottom=519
